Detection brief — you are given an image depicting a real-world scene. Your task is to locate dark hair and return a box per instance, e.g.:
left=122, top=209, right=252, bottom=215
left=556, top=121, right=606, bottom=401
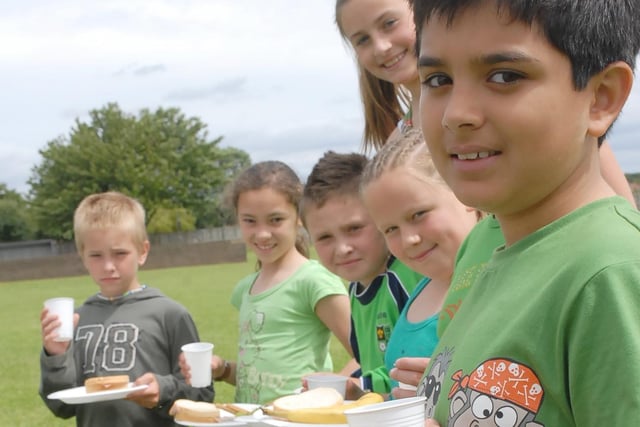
left=301, top=151, right=368, bottom=223
left=226, top=161, right=309, bottom=259
left=336, top=0, right=411, bottom=150
left=412, top=0, right=640, bottom=89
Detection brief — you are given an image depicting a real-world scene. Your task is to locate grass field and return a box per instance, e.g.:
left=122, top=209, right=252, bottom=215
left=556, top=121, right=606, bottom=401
left=1, top=252, right=351, bottom=426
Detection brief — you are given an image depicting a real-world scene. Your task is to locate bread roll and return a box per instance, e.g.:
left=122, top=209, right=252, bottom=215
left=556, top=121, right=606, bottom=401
left=170, top=399, right=220, bottom=423
left=272, top=387, right=344, bottom=412
left=84, top=375, right=130, bottom=393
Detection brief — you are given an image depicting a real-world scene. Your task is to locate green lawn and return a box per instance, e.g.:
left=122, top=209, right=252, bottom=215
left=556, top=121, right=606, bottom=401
left=1, top=252, right=350, bottom=426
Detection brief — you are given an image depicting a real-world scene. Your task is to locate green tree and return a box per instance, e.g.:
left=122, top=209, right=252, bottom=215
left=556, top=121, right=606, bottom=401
left=28, top=103, right=250, bottom=239
left=147, top=207, right=197, bottom=234
left=0, top=184, right=33, bottom=242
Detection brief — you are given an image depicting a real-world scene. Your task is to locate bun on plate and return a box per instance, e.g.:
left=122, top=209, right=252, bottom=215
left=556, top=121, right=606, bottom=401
left=84, top=375, right=130, bottom=393
left=170, top=399, right=220, bottom=423
left=272, top=387, right=344, bottom=412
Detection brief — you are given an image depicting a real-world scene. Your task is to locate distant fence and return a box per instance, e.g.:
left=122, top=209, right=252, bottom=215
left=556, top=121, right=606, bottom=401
left=0, top=226, right=242, bottom=262
left=0, top=226, right=245, bottom=282
left=149, top=226, right=241, bottom=246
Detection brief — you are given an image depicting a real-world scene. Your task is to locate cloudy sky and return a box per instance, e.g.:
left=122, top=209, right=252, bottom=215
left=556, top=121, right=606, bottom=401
left=1, top=0, right=639, bottom=195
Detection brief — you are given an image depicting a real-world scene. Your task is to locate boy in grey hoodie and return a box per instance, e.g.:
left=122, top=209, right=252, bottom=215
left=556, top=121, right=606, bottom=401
left=39, top=191, right=213, bottom=426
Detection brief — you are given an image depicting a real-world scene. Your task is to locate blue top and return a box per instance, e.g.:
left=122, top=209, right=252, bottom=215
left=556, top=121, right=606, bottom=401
left=384, top=277, right=439, bottom=390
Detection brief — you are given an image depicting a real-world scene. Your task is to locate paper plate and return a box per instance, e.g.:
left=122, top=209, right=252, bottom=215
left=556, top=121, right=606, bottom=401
left=47, top=383, right=148, bottom=404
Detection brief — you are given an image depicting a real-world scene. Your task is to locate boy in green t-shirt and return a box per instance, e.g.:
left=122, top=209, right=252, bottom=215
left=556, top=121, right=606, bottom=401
left=301, top=151, right=422, bottom=395
left=407, top=0, right=640, bottom=424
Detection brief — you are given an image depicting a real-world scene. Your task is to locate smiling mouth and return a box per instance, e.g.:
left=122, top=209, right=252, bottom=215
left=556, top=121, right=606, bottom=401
left=454, top=151, right=499, bottom=160
left=338, top=259, right=360, bottom=267
left=256, top=243, right=275, bottom=250
left=410, top=246, right=435, bottom=261
left=382, top=51, right=405, bottom=68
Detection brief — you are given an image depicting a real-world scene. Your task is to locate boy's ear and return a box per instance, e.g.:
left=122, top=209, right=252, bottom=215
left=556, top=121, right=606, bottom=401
left=588, top=61, right=634, bottom=138
left=138, top=240, right=150, bottom=266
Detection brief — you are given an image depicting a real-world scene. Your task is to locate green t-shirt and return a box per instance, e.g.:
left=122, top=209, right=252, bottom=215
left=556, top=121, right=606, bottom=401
left=419, top=197, right=640, bottom=425
left=230, top=259, right=347, bottom=404
left=438, top=215, right=504, bottom=337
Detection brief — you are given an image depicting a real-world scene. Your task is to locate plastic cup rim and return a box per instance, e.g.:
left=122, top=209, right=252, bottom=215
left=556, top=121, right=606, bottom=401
left=44, top=297, right=74, bottom=306
left=306, top=374, right=348, bottom=382
left=181, top=342, right=214, bottom=352
left=344, top=396, right=426, bottom=415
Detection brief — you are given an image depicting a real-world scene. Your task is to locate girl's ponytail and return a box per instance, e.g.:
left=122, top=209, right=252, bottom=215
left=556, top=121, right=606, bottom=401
left=359, top=65, right=409, bottom=151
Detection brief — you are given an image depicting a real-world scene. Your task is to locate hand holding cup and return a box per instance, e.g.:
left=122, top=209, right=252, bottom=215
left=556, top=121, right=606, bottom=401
left=41, top=298, right=77, bottom=355
left=180, top=342, right=214, bottom=387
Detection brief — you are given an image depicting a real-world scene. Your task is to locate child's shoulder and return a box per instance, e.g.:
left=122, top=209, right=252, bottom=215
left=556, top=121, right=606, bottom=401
left=297, top=259, right=336, bottom=276
left=571, top=197, right=640, bottom=241
left=294, top=260, right=347, bottom=293
left=524, top=197, right=640, bottom=261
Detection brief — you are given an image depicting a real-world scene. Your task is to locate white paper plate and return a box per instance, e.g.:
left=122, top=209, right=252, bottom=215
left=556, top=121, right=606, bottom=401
left=173, top=404, right=259, bottom=426
left=254, top=420, right=347, bottom=427
left=174, top=420, right=247, bottom=426
left=47, top=383, right=148, bottom=404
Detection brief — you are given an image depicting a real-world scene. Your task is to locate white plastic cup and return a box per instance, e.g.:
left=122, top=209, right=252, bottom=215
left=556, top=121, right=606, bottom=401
left=181, top=342, right=214, bottom=387
left=305, top=374, right=348, bottom=398
left=44, top=297, right=75, bottom=342
left=344, top=396, right=426, bottom=427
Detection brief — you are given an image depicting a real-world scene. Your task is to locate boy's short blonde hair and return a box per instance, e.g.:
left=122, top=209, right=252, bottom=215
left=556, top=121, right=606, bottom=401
left=73, top=191, right=148, bottom=253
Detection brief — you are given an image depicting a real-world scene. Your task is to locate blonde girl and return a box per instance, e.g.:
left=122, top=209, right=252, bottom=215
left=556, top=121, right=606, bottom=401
left=360, top=132, right=478, bottom=393
left=182, top=161, right=352, bottom=404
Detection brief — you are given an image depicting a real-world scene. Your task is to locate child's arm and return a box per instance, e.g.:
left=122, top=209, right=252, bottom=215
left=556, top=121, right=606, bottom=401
left=38, top=308, right=80, bottom=419
left=128, top=309, right=214, bottom=416
left=315, top=294, right=354, bottom=357
left=389, top=357, right=431, bottom=400
left=600, top=140, right=636, bottom=207
left=180, top=353, right=237, bottom=386
left=337, top=358, right=360, bottom=377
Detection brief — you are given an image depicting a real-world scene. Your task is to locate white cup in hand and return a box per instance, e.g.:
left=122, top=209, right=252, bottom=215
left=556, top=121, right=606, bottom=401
left=181, top=342, right=214, bottom=387
left=44, top=297, right=74, bottom=342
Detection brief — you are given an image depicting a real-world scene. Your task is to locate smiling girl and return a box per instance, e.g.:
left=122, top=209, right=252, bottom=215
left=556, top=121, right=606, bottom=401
left=182, top=161, right=352, bottom=404
left=361, top=131, right=479, bottom=393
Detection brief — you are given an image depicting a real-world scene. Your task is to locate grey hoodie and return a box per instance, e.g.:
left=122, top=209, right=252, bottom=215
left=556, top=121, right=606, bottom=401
left=40, top=286, right=214, bottom=426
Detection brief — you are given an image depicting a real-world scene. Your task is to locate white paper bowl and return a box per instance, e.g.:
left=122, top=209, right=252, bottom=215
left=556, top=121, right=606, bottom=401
left=344, top=396, right=426, bottom=427
left=306, top=374, right=348, bottom=398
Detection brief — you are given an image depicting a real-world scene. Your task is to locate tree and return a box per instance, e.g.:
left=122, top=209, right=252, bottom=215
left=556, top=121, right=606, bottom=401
left=147, top=207, right=197, bottom=234
left=0, top=184, right=33, bottom=242
left=28, top=103, right=250, bottom=240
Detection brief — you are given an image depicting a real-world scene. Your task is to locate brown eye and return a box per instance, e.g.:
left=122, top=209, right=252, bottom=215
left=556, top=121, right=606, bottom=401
left=489, top=71, right=523, bottom=84
left=424, top=74, right=451, bottom=88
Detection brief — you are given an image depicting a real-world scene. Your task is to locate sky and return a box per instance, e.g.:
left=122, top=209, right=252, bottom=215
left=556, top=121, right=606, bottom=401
left=1, top=0, right=639, bottom=195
